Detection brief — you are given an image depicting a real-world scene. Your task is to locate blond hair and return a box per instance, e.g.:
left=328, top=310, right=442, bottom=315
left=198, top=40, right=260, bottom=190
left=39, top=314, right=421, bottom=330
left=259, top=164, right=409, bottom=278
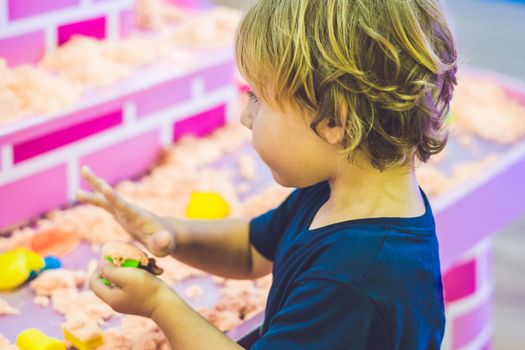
left=236, top=0, right=458, bottom=170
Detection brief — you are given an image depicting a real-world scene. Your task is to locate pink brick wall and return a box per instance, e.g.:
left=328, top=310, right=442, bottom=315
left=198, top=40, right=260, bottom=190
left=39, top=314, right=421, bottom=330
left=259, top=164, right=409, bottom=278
left=119, top=9, right=136, bottom=38
left=134, top=76, right=193, bottom=118
left=0, top=165, right=68, bottom=229
left=0, top=0, right=236, bottom=233
left=1, top=0, right=135, bottom=65
left=80, top=129, right=162, bottom=189
left=8, top=0, right=79, bottom=20
left=173, top=104, right=226, bottom=141
left=442, top=239, right=493, bottom=350
left=13, top=110, right=123, bottom=164
left=0, top=31, right=45, bottom=66
left=168, top=0, right=214, bottom=10
left=58, top=16, right=107, bottom=45
left=443, top=259, right=477, bottom=303
left=0, top=18, right=235, bottom=228
left=0, top=98, right=129, bottom=148
left=452, top=298, right=492, bottom=348
left=201, top=62, right=235, bottom=93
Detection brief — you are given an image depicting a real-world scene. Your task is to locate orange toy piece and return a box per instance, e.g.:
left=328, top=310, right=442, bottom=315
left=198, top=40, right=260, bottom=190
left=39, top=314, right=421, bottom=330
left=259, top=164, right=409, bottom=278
left=30, top=229, right=81, bottom=257
left=185, top=192, right=230, bottom=219
left=16, top=328, right=66, bottom=350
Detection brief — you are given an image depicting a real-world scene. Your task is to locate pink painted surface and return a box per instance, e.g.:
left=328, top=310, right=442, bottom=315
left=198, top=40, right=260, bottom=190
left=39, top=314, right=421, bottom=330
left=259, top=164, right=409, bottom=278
left=0, top=165, right=68, bottom=230
left=481, top=340, right=492, bottom=350
left=0, top=98, right=127, bottom=147
left=134, top=76, right=193, bottom=118
left=80, top=129, right=162, bottom=189
left=443, top=259, right=477, bottom=303
left=436, top=147, right=525, bottom=270
left=58, top=16, right=106, bottom=45
left=201, top=61, right=235, bottom=92
left=436, top=68, right=525, bottom=270
left=452, top=295, right=492, bottom=348
left=173, top=104, right=226, bottom=141
left=168, top=0, right=213, bottom=9
left=8, top=0, right=79, bottom=20
left=13, top=110, right=122, bottom=164
left=0, top=31, right=45, bottom=66
left=119, top=9, right=136, bottom=38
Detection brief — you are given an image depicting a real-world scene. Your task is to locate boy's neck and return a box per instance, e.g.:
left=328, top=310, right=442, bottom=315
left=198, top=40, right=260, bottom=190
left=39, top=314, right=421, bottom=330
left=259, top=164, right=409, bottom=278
left=310, top=160, right=425, bottom=230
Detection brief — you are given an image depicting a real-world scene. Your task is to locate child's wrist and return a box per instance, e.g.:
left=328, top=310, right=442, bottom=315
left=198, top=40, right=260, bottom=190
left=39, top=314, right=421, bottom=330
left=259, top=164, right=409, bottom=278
left=151, top=285, right=185, bottom=322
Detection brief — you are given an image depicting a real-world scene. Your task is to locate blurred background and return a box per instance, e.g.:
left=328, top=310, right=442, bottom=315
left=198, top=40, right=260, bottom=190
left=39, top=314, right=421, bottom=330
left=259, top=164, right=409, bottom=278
left=0, top=0, right=523, bottom=349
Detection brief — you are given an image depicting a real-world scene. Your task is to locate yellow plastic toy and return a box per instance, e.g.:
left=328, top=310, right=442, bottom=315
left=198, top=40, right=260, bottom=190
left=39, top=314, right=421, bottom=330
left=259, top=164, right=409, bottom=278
left=185, top=192, right=230, bottom=219
left=63, top=328, right=104, bottom=350
left=0, top=248, right=44, bottom=290
left=16, top=328, right=66, bottom=350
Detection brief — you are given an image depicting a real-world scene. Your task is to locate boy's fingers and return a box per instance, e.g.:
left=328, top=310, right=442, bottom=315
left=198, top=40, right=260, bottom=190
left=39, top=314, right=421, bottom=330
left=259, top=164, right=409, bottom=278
left=81, top=166, right=107, bottom=193
left=101, top=263, right=144, bottom=287
left=89, top=269, right=126, bottom=305
left=149, top=230, right=176, bottom=257
left=76, top=190, right=112, bottom=211
left=81, top=166, right=130, bottom=215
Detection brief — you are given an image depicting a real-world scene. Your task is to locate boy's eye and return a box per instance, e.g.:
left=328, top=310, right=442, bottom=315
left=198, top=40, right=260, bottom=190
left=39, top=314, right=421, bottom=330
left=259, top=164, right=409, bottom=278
left=247, top=91, right=259, bottom=103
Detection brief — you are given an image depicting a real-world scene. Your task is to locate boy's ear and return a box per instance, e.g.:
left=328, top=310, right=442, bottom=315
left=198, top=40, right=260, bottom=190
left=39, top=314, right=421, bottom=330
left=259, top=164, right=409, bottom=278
left=318, top=118, right=344, bottom=145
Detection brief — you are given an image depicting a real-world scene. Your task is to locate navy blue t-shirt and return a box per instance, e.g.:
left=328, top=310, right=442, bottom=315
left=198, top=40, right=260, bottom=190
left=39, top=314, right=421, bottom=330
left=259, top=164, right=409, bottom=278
left=249, top=181, right=445, bottom=350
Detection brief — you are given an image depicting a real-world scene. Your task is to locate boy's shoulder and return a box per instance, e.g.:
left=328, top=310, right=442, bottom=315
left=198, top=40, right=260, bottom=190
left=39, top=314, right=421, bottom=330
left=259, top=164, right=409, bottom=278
left=302, top=221, right=440, bottom=290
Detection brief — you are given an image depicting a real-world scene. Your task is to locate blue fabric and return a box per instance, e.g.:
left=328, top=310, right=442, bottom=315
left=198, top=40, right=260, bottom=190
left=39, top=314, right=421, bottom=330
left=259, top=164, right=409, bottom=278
left=249, top=181, right=445, bottom=350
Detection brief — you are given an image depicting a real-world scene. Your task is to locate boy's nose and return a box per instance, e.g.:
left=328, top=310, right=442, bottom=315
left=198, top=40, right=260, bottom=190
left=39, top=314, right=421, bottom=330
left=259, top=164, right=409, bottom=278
left=240, top=108, right=253, bottom=130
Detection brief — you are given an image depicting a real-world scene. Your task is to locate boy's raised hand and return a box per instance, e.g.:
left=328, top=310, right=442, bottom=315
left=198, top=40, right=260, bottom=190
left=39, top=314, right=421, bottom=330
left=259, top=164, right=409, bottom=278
left=77, top=166, right=176, bottom=257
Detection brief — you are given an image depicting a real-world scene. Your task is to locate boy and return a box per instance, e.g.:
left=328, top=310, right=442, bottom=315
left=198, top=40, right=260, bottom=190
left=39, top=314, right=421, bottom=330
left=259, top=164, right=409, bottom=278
left=79, top=0, right=457, bottom=348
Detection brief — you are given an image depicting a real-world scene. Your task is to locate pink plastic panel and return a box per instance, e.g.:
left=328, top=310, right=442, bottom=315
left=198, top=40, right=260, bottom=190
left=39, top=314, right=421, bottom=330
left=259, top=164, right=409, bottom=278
left=119, top=9, right=136, bottom=38
left=0, top=98, right=129, bottom=148
left=0, top=31, right=45, bottom=66
left=13, top=110, right=123, bottom=164
left=443, top=259, right=477, bottom=303
left=452, top=297, right=492, bottom=348
left=201, top=61, right=235, bottom=92
left=8, top=0, right=79, bottom=20
left=0, top=164, right=68, bottom=229
left=167, top=0, right=214, bottom=9
left=134, top=78, right=193, bottom=118
left=80, top=129, right=162, bottom=189
left=58, top=16, right=106, bottom=45
left=173, top=104, right=226, bottom=141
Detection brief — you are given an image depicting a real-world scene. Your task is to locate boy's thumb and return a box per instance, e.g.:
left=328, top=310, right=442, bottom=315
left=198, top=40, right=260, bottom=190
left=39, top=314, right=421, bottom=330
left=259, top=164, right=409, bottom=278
left=149, top=230, right=176, bottom=257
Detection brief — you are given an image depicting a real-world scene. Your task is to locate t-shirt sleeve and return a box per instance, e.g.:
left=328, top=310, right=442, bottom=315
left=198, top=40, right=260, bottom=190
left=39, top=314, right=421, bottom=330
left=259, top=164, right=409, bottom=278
left=249, top=189, right=302, bottom=261
left=250, top=279, right=392, bottom=350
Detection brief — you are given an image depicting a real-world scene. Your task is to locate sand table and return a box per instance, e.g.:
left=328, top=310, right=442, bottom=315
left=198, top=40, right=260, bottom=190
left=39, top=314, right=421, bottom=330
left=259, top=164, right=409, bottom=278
left=0, top=298, right=20, bottom=316
left=452, top=76, right=525, bottom=143
left=0, top=59, right=82, bottom=120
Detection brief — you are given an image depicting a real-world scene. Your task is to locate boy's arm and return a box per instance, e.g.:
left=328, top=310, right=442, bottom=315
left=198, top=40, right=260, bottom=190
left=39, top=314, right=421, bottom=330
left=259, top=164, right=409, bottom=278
left=165, top=217, right=273, bottom=280
left=78, top=166, right=272, bottom=280
left=152, top=286, right=245, bottom=350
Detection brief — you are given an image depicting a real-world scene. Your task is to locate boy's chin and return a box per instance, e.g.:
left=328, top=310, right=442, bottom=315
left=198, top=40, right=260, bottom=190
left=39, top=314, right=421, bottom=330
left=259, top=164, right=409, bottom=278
left=270, top=169, right=318, bottom=189
left=270, top=169, right=294, bottom=188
